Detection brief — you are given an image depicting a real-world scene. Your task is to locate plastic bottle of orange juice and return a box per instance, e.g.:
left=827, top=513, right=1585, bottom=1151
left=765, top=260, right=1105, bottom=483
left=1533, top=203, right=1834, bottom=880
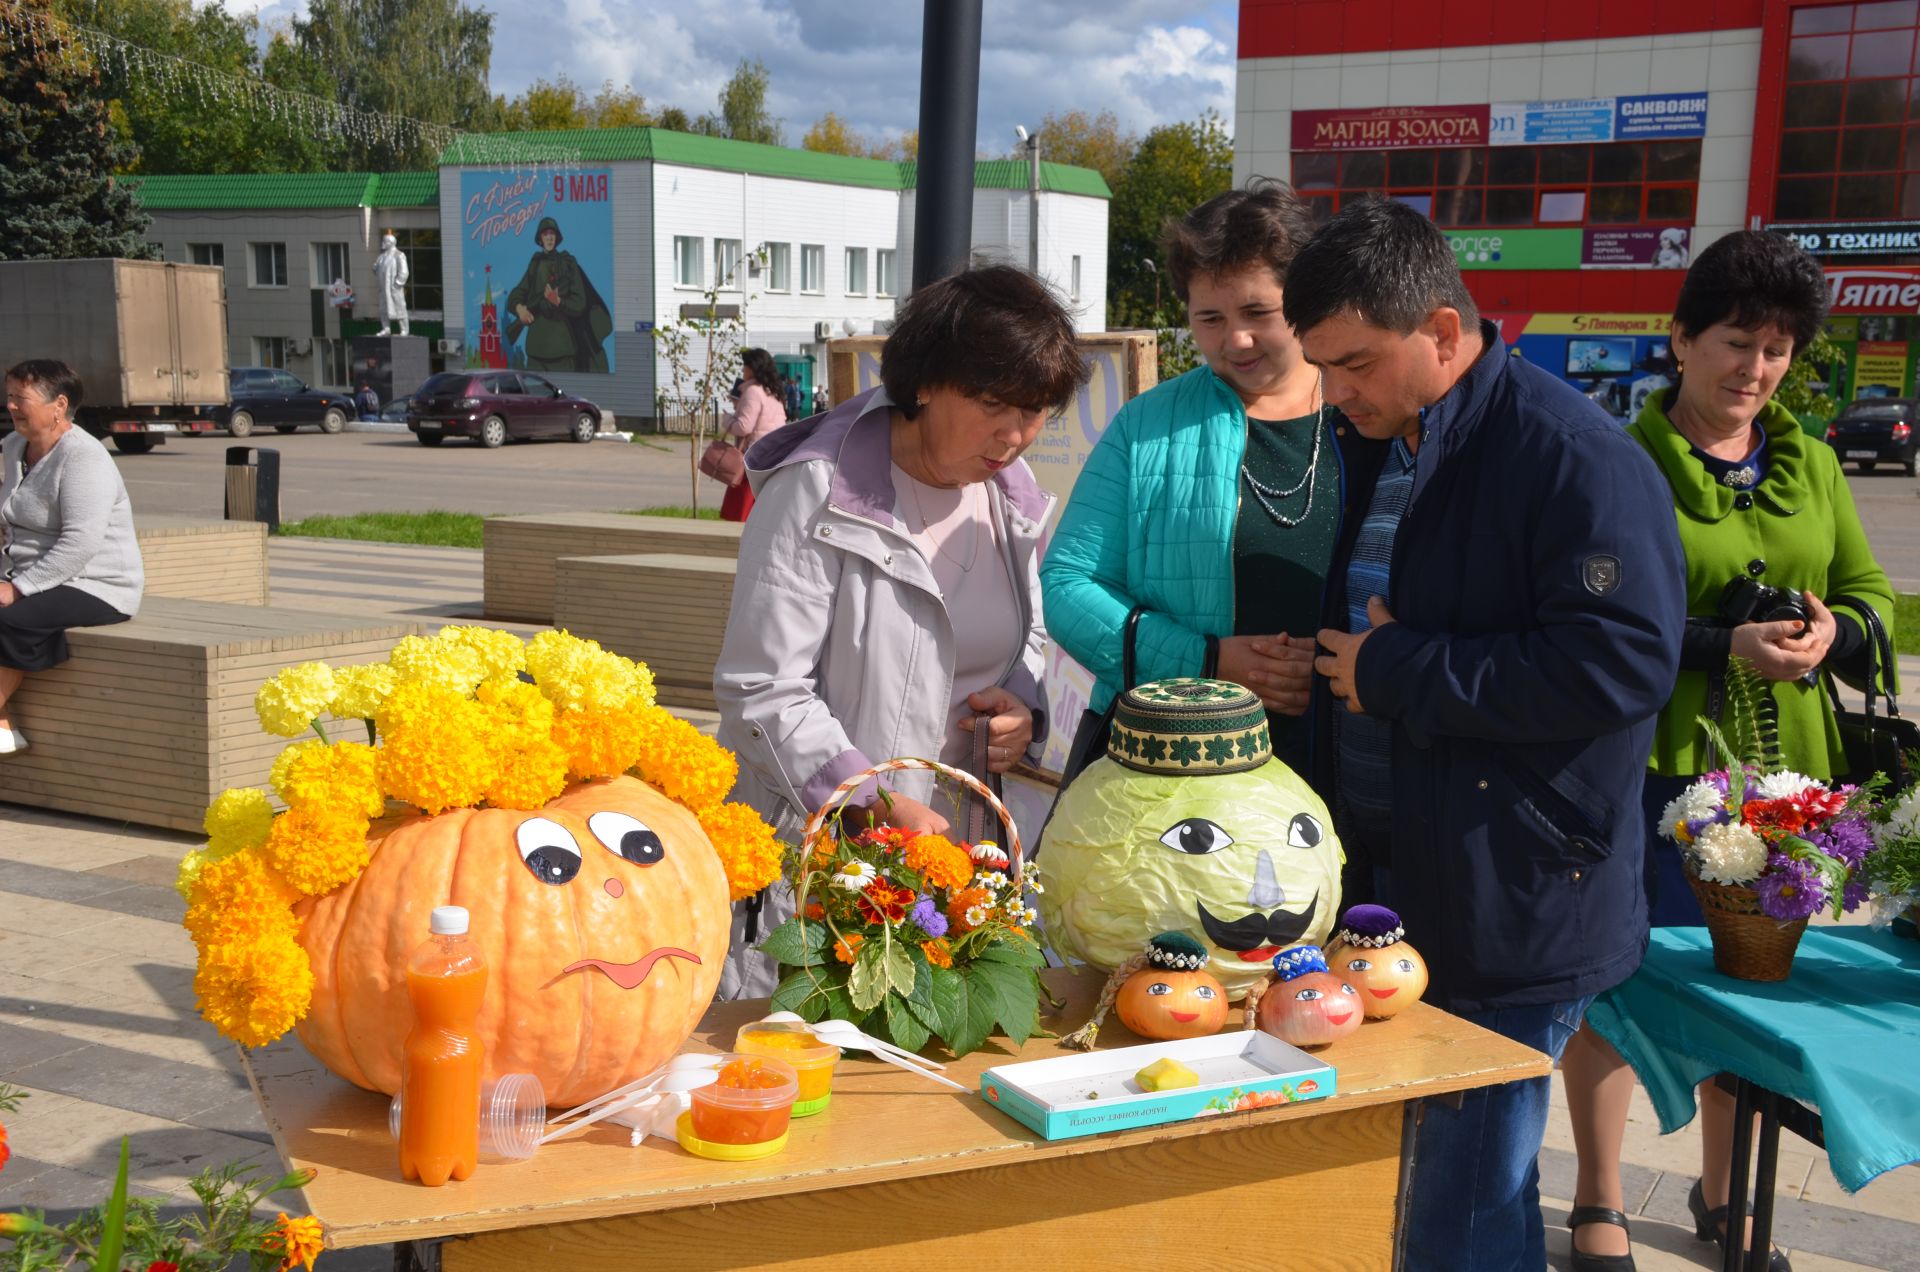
left=399, top=905, right=487, bottom=1187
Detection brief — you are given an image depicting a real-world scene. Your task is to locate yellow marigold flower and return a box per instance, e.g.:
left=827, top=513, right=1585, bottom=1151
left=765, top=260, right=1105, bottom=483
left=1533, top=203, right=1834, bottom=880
left=203, top=786, right=276, bottom=857
left=904, top=834, right=972, bottom=891
left=378, top=698, right=496, bottom=814
left=630, top=706, right=737, bottom=811
left=697, top=801, right=784, bottom=901
left=526, top=630, right=655, bottom=712
left=387, top=633, right=487, bottom=696
left=484, top=737, right=573, bottom=810
left=328, top=662, right=397, bottom=721
left=255, top=662, right=337, bottom=737
left=271, top=740, right=384, bottom=819
left=437, top=625, right=527, bottom=679
left=552, top=706, right=646, bottom=781
left=185, top=850, right=301, bottom=950
left=478, top=675, right=555, bottom=748
left=266, top=1211, right=326, bottom=1272
left=194, top=933, right=314, bottom=1049
left=262, top=806, right=372, bottom=897
left=373, top=679, right=460, bottom=737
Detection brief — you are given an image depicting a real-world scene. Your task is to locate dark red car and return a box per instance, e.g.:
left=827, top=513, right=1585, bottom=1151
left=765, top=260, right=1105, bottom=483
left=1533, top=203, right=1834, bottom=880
left=406, top=371, right=603, bottom=448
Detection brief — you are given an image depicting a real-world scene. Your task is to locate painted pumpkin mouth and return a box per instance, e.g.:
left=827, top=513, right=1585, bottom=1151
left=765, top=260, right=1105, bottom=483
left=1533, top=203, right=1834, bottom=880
left=1195, top=893, right=1319, bottom=961
left=562, top=946, right=701, bottom=990
left=1170, top=1010, right=1200, bottom=1022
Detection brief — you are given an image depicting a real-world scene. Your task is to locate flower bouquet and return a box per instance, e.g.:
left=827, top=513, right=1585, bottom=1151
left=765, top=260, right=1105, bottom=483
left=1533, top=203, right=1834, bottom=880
left=757, top=758, right=1048, bottom=1058
left=1661, top=668, right=1878, bottom=980
left=1865, top=781, right=1920, bottom=932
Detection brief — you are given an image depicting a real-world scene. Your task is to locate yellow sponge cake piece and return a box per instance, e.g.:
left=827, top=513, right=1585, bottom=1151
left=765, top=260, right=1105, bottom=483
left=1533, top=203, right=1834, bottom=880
left=1135, top=1057, right=1199, bottom=1091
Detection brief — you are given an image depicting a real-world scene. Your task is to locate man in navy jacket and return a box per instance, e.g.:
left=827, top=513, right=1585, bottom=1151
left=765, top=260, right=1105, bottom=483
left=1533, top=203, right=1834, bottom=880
left=1288, top=200, right=1686, bottom=1270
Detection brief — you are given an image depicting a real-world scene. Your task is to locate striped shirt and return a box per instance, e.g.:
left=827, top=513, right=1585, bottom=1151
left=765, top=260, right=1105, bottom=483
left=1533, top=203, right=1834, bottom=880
left=1335, top=437, right=1416, bottom=837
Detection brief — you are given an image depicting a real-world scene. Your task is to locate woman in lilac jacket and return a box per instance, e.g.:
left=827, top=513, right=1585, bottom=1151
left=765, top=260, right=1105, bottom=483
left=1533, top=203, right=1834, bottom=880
left=719, top=348, right=788, bottom=522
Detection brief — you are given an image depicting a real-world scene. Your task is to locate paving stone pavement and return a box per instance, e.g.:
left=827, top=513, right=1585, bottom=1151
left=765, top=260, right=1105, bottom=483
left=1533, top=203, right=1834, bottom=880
left=0, top=537, right=1915, bottom=1270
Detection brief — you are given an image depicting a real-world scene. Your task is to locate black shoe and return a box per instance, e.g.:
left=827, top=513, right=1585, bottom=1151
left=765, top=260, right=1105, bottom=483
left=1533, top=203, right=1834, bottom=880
left=1688, top=1179, right=1792, bottom=1272
left=1567, top=1206, right=1637, bottom=1272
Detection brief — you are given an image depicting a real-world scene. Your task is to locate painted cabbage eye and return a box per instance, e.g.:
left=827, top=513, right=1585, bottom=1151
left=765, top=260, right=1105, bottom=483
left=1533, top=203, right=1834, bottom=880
left=515, top=817, right=582, bottom=885
left=588, top=811, right=665, bottom=866
left=1287, top=813, right=1324, bottom=849
left=1160, top=818, right=1234, bottom=855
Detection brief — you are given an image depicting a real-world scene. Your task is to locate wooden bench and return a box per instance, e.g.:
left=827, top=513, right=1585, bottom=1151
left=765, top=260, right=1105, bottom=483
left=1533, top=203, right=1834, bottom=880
left=553, top=553, right=735, bottom=711
left=136, top=516, right=271, bottom=605
left=2, top=598, right=423, bottom=833
left=484, top=512, right=742, bottom=623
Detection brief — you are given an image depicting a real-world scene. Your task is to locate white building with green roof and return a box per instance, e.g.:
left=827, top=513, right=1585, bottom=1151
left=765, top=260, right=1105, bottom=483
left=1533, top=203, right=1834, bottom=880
left=132, top=128, right=1109, bottom=423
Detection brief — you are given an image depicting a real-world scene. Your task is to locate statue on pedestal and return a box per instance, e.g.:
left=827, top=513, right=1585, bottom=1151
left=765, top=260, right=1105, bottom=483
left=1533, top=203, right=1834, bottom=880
left=373, top=233, right=410, bottom=336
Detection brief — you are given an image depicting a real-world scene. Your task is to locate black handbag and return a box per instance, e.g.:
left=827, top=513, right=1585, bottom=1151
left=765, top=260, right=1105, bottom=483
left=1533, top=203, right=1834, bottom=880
left=1824, top=594, right=1920, bottom=788
left=1056, top=606, right=1146, bottom=789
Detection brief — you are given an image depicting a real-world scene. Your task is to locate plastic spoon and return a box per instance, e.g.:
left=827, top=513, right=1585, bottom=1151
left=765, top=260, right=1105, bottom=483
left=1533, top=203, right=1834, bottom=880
left=540, top=1064, right=720, bottom=1144
left=551, top=1053, right=719, bottom=1123
left=803, top=1019, right=954, bottom=1072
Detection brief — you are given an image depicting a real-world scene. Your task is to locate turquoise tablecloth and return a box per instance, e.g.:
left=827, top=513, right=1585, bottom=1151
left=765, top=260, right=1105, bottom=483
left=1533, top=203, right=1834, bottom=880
left=1585, top=926, right=1920, bottom=1193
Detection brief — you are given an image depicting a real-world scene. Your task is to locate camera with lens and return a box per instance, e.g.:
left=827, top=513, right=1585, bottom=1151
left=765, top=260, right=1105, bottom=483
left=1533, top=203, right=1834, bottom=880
left=1717, top=576, right=1809, bottom=628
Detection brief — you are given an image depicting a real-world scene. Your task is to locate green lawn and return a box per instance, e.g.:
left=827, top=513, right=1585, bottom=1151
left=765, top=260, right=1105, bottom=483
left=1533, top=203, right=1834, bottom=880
left=1897, top=593, right=1920, bottom=657
left=274, top=506, right=720, bottom=548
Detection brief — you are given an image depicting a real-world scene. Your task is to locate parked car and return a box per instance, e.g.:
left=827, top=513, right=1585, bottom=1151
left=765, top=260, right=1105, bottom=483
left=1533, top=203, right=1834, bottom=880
left=378, top=395, right=414, bottom=423
left=1825, top=397, right=1919, bottom=476
left=406, top=371, right=602, bottom=448
left=203, top=367, right=356, bottom=437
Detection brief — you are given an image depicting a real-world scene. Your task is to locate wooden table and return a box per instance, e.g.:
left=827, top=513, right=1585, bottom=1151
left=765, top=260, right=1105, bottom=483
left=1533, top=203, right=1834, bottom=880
left=242, top=970, right=1546, bottom=1272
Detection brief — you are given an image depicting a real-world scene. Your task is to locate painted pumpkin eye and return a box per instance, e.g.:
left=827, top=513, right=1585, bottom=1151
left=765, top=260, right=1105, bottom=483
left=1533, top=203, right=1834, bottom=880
left=1294, top=987, right=1323, bottom=1001
left=588, top=812, right=665, bottom=866
left=1193, top=985, right=1218, bottom=1000
left=1346, top=957, right=1373, bottom=972
left=1146, top=981, right=1173, bottom=996
left=515, top=817, right=582, bottom=885
left=1396, top=958, right=1416, bottom=973
left=1287, top=813, right=1324, bottom=849
left=1159, top=818, right=1233, bottom=855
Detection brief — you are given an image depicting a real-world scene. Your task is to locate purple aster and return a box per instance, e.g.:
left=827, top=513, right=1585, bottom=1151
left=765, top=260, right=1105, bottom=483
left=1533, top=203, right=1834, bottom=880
left=1754, top=855, right=1828, bottom=922
left=910, top=895, right=948, bottom=938
left=1843, top=877, right=1871, bottom=913
left=1823, top=818, right=1876, bottom=869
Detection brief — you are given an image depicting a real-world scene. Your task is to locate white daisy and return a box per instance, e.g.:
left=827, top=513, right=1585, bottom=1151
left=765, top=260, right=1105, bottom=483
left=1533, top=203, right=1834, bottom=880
left=1659, top=779, right=1725, bottom=841
left=969, top=841, right=1010, bottom=868
left=1751, top=770, right=1819, bottom=800
left=831, top=860, right=878, bottom=892
left=965, top=904, right=990, bottom=926
left=1689, top=821, right=1767, bottom=886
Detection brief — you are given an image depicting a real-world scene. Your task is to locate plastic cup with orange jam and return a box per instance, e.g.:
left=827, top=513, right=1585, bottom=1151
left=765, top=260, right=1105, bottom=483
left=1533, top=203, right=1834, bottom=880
left=735, top=1019, right=841, bottom=1116
left=677, top=1055, right=798, bottom=1161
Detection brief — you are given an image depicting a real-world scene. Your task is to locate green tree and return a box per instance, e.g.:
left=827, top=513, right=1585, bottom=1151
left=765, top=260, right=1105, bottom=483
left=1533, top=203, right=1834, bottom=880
left=655, top=104, right=693, bottom=133
left=0, top=0, right=153, bottom=260
left=802, top=111, right=865, bottom=156
left=292, top=0, right=495, bottom=169
left=589, top=81, right=651, bottom=128
left=494, top=76, right=654, bottom=131
left=1020, top=109, right=1134, bottom=191
left=1774, top=327, right=1846, bottom=423
left=1107, top=109, right=1233, bottom=330
left=707, top=57, right=779, bottom=145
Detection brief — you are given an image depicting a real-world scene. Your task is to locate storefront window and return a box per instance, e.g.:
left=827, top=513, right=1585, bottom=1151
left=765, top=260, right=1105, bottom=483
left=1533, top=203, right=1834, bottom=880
left=1777, top=1, right=1920, bottom=217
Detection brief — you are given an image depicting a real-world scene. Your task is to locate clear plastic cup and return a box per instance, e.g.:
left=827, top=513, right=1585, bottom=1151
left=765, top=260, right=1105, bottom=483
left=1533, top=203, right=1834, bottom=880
left=735, top=1019, right=840, bottom=1113
left=388, top=1072, right=545, bottom=1162
left=686, top=1054, right=798, bottom=1147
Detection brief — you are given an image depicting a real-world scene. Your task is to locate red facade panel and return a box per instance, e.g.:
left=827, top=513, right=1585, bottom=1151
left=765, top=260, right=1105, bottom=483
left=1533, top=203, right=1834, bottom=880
left=1239, top=0, right=1762, bottom=58
left=1463, top=270, right=1686, bottom=315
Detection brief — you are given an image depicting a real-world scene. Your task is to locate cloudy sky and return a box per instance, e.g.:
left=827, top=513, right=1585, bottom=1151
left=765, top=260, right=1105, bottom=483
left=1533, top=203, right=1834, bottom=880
left=221, top=0, right=1237, bottom=151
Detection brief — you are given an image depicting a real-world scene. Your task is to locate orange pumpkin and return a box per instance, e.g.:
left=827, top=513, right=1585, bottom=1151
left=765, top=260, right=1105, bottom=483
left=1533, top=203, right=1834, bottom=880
left=1114, top=931, right=1228, bottom=1041
left=295, top=775, right=729, bottom=1107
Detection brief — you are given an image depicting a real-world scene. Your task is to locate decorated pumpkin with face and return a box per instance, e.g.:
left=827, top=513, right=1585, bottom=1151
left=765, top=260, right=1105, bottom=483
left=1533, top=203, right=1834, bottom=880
left=1254, top=945, right=1363, bottom=1049
left=294, top=775, right=730, bottom=1106
left=1325, top=904, right=1428, bottom=1020
left=1115, top=932, right=1229, bottom=1040
left=1038, top=680, right=1344, bottom=1000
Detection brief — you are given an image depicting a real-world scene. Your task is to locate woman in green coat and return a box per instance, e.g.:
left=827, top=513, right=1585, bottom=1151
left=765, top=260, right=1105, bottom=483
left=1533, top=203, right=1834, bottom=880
left=1560, top=231, right=1894, bottom=1272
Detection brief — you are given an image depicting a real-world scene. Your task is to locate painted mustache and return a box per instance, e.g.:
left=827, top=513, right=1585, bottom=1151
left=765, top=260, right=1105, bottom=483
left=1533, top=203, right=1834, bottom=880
left=1195, top=892, right=1320, bottom=958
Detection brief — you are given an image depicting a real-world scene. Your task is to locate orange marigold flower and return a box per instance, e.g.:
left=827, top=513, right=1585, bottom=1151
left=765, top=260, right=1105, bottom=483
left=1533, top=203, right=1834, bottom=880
left=0, top=1121, right=10, bottom=1175
left=266, top=1211, right=325, bottom=1271
left=903, top=833, right=972, bottom=890
left=834, top=933, right=864, bottom=964
left=857, top=879, right=914, bottom=926
left=697, top=801, right=784, bottom=902
left=921, top=939, right=953, bottom=969
left=946, top=886, right=992, bottom=932
left=804, top=900, right=825, bottom=920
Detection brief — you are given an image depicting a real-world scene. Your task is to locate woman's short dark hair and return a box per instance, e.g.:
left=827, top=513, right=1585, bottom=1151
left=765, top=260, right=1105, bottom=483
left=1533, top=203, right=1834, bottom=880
left=741, top=347, right=781, bottom=394
left=1671, top=230, right=1828, bottom=354
left=1161, top=179, right=1320, bottom=303
left=5, top=360, right=83, bottom=413
left=1282, top=197, right=1478, bottom=337
left=881, top=265, right=1088, bottom=419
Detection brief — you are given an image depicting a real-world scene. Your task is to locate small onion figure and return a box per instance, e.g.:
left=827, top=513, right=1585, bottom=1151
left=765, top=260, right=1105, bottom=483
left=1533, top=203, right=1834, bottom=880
left=1325, top=904, right=1429, bottom=1020
left=1254, top=945, right=1362, bottom=1050
left=1115, top=932, right=1229, bottom=1041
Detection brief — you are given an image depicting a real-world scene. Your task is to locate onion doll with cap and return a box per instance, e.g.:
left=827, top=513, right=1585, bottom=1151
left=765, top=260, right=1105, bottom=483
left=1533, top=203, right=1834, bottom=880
left=1325, top=904, right=1429, bottom=1020
left=1065, top=931, right=1231, bottom=1049
left=1251, top=945, right=1363, bottom=1050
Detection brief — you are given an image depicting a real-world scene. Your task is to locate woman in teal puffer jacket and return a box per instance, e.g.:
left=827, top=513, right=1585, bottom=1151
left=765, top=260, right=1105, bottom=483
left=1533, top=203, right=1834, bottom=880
left=1040, top=182, right=1387, bottom=867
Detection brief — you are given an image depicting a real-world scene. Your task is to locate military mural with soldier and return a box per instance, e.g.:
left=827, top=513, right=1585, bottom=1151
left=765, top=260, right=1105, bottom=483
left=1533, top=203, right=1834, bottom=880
left=461, top=167, right=616, bottom=374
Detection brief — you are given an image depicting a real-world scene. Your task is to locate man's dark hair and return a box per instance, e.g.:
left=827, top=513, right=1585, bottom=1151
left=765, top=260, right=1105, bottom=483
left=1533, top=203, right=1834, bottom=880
left=1161, top=179, right=1320, bottom=303
left=882, top=264, right=1089, bottom=418
left=1672, top=230, right=1828, bottom=354
left=5, top=359, right=83, bottom=413
left=1281, top=198, right=1479, bottom=337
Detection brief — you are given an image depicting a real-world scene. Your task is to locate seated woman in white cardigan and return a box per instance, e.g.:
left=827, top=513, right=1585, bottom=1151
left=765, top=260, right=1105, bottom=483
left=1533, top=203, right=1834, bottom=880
left=0, top=360, right=144, bottom=754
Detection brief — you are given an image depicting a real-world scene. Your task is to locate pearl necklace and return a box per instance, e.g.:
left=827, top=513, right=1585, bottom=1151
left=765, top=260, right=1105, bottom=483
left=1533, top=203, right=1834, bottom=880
left=1240, top=373, right=1325, bottom=529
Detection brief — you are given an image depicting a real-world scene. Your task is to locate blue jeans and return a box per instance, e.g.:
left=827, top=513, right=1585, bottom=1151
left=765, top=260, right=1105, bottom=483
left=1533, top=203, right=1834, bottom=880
left=1403, top=994, right=1595, bottom=1271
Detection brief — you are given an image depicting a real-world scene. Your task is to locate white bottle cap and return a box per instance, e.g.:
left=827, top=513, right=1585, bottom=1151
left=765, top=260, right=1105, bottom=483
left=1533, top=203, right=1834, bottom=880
left=430, top=905, right=469, bottom=935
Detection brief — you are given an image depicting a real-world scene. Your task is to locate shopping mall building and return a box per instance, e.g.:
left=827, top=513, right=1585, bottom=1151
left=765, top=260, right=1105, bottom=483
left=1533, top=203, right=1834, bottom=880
left=1234, top=0, right=1920, bottom=419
